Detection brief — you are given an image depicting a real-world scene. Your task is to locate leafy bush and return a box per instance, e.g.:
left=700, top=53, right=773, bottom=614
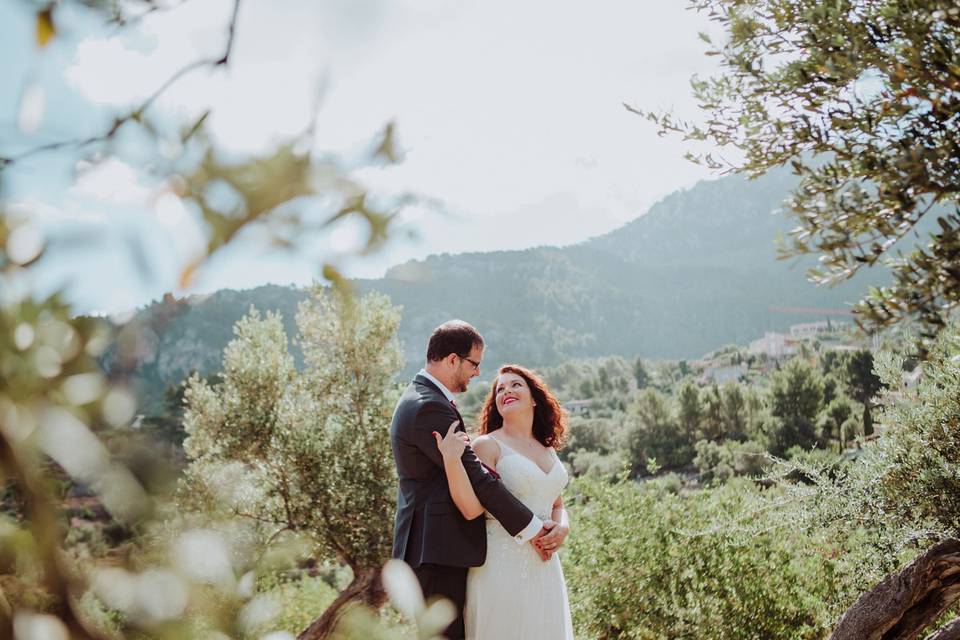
left=625, top=389, right=694, bottom=473
left=693, top=439, right=770, bottom=484
left=568, top=449, right=624, bottom=479
left=564, top=476, right=855, bottom=640
left=256, top=573, right=339, bottom=635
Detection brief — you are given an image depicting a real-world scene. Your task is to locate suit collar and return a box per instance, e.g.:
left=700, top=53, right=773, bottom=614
left=416, top=369, right=456, bottom=404
left=414, top=374, right=463, bottom=422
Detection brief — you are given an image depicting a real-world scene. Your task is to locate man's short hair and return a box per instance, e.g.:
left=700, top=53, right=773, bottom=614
left=426, top=320, right=484, bottom=362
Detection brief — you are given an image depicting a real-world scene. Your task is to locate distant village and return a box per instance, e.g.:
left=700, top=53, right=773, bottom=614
left=695, top=319, right=864, bottom=386
left=563, top=319, right=921, bottom=418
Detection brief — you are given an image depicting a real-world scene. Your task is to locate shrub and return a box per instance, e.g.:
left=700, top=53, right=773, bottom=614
left=564, top=476, right=854, bottom=640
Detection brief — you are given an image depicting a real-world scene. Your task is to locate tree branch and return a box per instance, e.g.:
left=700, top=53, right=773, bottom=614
left=925, top=618, right=960, bottom=640
left=0, top=0, right=242, bottom=170
left=830, top=538, right=960, bottom=640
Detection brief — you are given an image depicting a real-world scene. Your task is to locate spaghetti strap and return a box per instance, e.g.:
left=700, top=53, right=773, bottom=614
left=488, top=433, right=514, bottom=455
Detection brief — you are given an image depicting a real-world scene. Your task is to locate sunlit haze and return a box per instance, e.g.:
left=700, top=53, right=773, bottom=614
left=1, top=0, right=725, bottom=313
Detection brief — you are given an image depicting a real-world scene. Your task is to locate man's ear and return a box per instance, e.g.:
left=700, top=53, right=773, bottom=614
left=447, top=353, right=459, bottom=368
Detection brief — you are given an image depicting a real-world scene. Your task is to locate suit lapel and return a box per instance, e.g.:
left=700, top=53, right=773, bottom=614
left=414, top=375, right=464, bottom=426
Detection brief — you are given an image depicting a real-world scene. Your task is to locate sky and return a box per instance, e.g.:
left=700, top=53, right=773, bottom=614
left=1, top=0, right=725, bottom=314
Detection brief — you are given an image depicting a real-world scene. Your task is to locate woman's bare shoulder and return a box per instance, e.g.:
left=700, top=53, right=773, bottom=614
left=471, top=434, right=501, bottom=466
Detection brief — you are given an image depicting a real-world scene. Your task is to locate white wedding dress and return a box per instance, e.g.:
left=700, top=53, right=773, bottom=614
left=464, top=435, right=575, bottom=640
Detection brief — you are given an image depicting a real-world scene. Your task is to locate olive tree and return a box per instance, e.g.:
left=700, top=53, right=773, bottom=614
left=641, top=0, right=960, bottom=351
left=181, top=287, right=403, bottom=639
left=754, top=321, right=960, bottom=637
left=0, top=0, right=415, bottom=637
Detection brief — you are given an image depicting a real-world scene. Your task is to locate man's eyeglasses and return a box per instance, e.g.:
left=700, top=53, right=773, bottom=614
left=459, top=355, right=481, bottom=372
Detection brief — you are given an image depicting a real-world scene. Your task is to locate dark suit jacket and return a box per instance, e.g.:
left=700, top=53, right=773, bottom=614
left=391, top=375, right=534, bottom=568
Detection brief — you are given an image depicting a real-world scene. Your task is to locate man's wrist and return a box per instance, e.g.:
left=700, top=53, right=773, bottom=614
left=514, top=515, right=544, bottom=544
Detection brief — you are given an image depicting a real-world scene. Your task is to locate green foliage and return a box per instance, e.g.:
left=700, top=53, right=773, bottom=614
left=634, top=356, right=650, bottom=389
left=820, top=394, right=857, bottom=452
left=564, top=417, right=623, bottom=457
left=676, top=382, right=702, bottom=443
left=564, top=476, right=854, bottom=640
left=719, top=383, right=749, bottom=441
left=0, top=2, right=416, bottom=638
left=647, top=0, right=960, bottom=349
left=568, top=449, right=625, bottom=479
left=625, top=388, right=693, bottom=473
left=767, top=359, right=824, bottom=455
left=790, top=322, right=960, bottom=552
left=694, top=439, right=770, bottom=484
left=254, top=573, right=339, bottom=636
left=181, top=288, right=403, bottom=596
left=844, top=349, right=884, bottom=436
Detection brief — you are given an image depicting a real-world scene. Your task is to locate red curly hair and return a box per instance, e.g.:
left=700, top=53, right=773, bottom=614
left=479, top=364, right=567, bottom=450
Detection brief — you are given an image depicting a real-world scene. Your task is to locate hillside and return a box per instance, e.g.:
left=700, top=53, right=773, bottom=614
left=105, top=168, right=919, bottom=413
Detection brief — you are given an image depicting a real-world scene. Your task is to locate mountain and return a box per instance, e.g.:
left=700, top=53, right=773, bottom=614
left=105, top=168, right=917, bottom=414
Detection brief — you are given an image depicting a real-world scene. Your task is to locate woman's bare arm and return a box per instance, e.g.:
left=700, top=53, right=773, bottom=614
left=435, top=421, right=484, bottom=520
left=536, top=493, right=570, bottom=559
left=550, top=494, right=569, bottom=531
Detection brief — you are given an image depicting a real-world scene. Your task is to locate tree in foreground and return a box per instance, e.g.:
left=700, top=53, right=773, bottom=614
left=759, top=321, right=960, bottom=638
left=181, top=287, right=403, bottom=639
left=642, top=0, right=960, bottom=352
left=0, top=2, right=406, bottom=636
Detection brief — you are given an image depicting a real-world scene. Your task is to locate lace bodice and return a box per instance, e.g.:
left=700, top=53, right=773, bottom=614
left=487, top=434, right=568, bottom=520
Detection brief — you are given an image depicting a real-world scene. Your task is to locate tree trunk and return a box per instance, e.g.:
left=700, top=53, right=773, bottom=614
left=297, top=566, right=386, bottom=640
left=830, top=538, right=960, bottom=640
left=925, top=618, right=960, bottom=640
left=863, top=401, right=874, bottom=436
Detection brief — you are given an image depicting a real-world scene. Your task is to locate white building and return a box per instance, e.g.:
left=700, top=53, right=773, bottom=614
left=790, top=320, right=848, bottom=339
left=748, top=332, right=797, bottom=358
left=700, top=363, right=748, bottom=385
left=563, top=399, right=594, bottom=415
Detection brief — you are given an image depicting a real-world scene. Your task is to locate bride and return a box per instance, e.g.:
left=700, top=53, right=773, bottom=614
left=434, top=364, right=574, bottom=640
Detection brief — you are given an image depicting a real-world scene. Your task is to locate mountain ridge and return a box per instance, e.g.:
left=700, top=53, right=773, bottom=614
left=106, top=168, right=907, bottom=413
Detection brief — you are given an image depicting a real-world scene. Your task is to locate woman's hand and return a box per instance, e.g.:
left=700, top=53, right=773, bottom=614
left=534, top=521, right=569, bottom=559
left=433, top=420, right=469, bottom=462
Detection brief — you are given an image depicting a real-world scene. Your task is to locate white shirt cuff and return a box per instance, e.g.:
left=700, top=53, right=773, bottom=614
left=513, top=515, right=543, bottom=544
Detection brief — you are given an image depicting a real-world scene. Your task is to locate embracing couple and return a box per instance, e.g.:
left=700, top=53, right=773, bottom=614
left=390, top=320, right=574, bottom=640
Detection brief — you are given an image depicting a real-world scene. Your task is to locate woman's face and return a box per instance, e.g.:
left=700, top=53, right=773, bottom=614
left=495, top=372, right=535, bottom=416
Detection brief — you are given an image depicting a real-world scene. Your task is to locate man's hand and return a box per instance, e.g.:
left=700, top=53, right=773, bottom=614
left=534, top=520, right=569, bottom=560
left=530, top=520, right=557, bottom=561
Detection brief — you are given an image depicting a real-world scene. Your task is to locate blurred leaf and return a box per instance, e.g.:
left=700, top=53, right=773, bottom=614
left=35, top=8, right=55, bottom=48
left=185, top=143, right=315, bottom=260
left=180, top=257, right=201, bottom=289
left=321, top=263, right=351, bottom=297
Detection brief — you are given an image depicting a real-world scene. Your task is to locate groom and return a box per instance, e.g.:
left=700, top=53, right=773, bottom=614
left=390, top=320, right=550, bottom=639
